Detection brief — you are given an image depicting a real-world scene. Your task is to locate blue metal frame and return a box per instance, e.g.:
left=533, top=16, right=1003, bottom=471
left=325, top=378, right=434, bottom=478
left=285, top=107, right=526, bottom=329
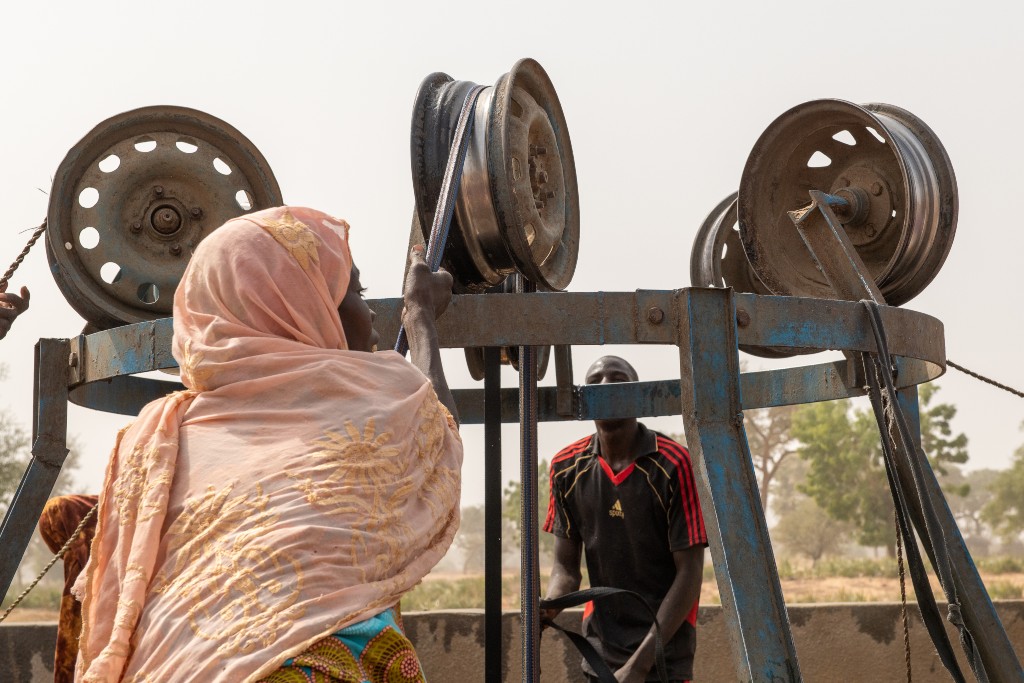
left=677, top=288, right=799, bottom=680
left=4, top=287, right=1014, bottom=682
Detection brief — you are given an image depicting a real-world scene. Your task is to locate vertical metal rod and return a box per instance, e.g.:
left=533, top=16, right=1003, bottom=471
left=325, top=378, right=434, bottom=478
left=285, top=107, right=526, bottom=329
left=895, top=387, right=1024, bottom=681
left=0, top=338, right=71, bottom=597
left=676, top=288, right=800, bottom=682
left=519, top=280, right=541, bottom=683
left=484, top=347, right=503, bottom=683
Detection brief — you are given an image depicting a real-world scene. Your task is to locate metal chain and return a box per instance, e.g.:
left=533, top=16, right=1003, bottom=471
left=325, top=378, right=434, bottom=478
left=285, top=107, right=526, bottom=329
left=0, top=502, right=97, bottom=624
left=946, top=360, right=1024, bottom=399
left=0, top=219, right=47, bottom=293
left=894, top=505, right=912, bottom=683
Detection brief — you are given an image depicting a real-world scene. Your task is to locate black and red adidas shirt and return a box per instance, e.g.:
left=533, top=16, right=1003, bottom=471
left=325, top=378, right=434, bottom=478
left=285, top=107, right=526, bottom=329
left=543, top=424, right=707, bottom=681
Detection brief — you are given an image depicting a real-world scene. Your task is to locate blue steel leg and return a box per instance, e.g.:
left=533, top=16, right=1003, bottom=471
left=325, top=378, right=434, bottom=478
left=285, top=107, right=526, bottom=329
left=896, top=387, right=1023, bottom=681
left=677, top=288, right=800, bottom=682
left=0, top=338, right=71, bottom=598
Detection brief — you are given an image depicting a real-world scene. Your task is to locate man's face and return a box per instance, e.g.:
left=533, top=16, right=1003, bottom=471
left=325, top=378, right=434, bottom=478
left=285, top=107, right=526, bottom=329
left=586, top=357, right=639, bottom=432
left=585, top=356, right=638, bottom=386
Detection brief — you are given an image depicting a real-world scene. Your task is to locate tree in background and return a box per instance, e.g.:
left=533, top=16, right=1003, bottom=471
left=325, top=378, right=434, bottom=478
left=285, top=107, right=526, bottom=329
left=983, top=436, right=1024, bottom=544
left=919, top=383, right=970, bottom=481
left=449, top=459, right=556, bottom=575
left=792, top=385, right=969, bottom=554
left=943, top=467, right=998, bottom=556
left=0, top=364, right=80, bottom=599
left=503, top=458, right=554, bottom=566
left=1, top=361, right=80, bottom=513
left=0, top=408, right=31, bottom=513
left=744, top=405, right=798, bottom=513
left=772, top=497, right=851, bottom=565
left=453, top=504, right=487, bottom=573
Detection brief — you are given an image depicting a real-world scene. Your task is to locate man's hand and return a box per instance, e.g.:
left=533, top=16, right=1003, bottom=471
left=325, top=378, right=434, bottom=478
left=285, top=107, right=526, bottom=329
left=402, top=245, right=453, bottom=322
left=538, top=606, right=562, bottom=630
left=614, top=661, right=646, bottom=683
left=0, top=286, right=30, bottom=340
left=400, top=245, right=458, bottom=422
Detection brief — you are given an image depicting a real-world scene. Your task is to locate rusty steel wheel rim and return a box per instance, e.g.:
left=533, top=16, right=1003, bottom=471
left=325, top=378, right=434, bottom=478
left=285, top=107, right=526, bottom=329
left=411, top=58, right=579, bottom=293
left=738, top=99, right=957, bottom=305
left=691, top=192, right=814, bottom=359
left=47, top=106, right=282, bottom=328
left=691, top=191, right=772, bottom=295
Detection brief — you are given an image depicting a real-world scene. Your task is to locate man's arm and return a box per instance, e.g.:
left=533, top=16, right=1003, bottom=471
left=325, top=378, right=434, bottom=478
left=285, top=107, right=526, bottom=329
left=616, top=545, right=705, bottom=683
left=540, top=535, right=583, bottom=623
left=401, top=246, right=458, bottom=423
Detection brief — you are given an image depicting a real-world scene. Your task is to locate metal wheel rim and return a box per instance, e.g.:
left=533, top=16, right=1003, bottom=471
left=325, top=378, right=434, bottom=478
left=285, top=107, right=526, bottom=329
left=864, top=103, right=957, bottom=304
left=691, top=192, right=813, bottom=359
left=412, top=74, right=510, bottom=293
left=488, top=58, right=579, bottom=291
left=411, top=59, right=579, bottom=293
left=738, top=99, right=956, bottom=305
left=47, top=106, right=282, bottom=327
left=691, top=191, right=772, bottom=295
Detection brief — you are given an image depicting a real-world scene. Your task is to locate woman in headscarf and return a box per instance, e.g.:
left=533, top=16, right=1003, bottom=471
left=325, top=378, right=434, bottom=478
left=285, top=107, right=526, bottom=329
left=72, top=206, right=462, bottom=682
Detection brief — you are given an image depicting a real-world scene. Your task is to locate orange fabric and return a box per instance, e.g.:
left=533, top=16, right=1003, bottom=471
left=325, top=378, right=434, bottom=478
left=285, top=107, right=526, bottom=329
left=74, top=207, right=463, bottom=683
left=39, top=495, right=99, bottom=683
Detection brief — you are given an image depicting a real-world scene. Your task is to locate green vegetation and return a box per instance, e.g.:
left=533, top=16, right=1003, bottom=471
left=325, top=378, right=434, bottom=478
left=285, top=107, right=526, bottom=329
left=983, top=440, right=1024, bottom=542
left=790, top=385, right=969, bottom=554
left=976, top=556, right=1024, bottom=574
left=986, top=581, right=1024, bottom=600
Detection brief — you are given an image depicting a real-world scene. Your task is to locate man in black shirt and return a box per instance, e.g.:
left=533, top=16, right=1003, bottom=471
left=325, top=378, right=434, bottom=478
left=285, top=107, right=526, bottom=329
left=542, top=355, right=707, bottom=683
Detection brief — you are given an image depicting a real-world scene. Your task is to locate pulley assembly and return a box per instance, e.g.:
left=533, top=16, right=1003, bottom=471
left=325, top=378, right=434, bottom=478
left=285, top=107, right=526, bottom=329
left=691, top=192, right=805, bottom=359
left=46, top=106, right=282, bottom=329
left=737, top=100, right=957, bottom=306
left=690, top=192, right=771, bottom=296
left=411, top=58, right=580, bottom=293
left=462, top=276, right=552, bottom=381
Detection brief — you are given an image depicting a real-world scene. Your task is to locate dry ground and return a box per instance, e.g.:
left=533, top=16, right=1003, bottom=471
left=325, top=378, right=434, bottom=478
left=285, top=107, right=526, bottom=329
left=5, top=572, right=1023, bottom=623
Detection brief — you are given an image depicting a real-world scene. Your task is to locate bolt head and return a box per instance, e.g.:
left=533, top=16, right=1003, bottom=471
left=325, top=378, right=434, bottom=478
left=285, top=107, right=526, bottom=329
left=736, top=309, right=751, bottom=328
left=871, top=182, right=884, bottom=196
left=190, top=207, right=202, bottom=218
left=153, top=185, right=164, bottom=196
left=866, top=224, right=877, bottom=237
left=647, top=306, right=665, bottom=325
left=170, top=244, right=182, bottom=256
left=131, top=221, right=142, bottom=233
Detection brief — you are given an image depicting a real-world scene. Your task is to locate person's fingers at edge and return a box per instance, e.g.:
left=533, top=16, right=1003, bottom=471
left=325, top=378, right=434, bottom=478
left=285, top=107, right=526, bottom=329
left=3, top=293, right=29, bottom=313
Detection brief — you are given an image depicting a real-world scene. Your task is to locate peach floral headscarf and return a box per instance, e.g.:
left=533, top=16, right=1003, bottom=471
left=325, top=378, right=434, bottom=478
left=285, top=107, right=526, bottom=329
left=74, top=207, right=462, bottom=682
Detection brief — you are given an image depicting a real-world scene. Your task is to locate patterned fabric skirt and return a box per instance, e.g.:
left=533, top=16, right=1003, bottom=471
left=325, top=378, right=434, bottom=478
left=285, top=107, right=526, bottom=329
left=258, top=608, right=425, bottom=683
left=38, top=494, right=100, bottom=683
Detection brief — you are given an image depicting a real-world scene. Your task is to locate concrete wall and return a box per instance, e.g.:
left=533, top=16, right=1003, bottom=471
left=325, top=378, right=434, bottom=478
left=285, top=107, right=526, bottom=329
left=3, top=602, right=1023, bottom=681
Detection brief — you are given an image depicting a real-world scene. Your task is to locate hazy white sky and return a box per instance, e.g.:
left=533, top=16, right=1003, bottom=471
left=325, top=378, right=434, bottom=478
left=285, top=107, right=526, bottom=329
left=1, top=1, right=1022, bottom=509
